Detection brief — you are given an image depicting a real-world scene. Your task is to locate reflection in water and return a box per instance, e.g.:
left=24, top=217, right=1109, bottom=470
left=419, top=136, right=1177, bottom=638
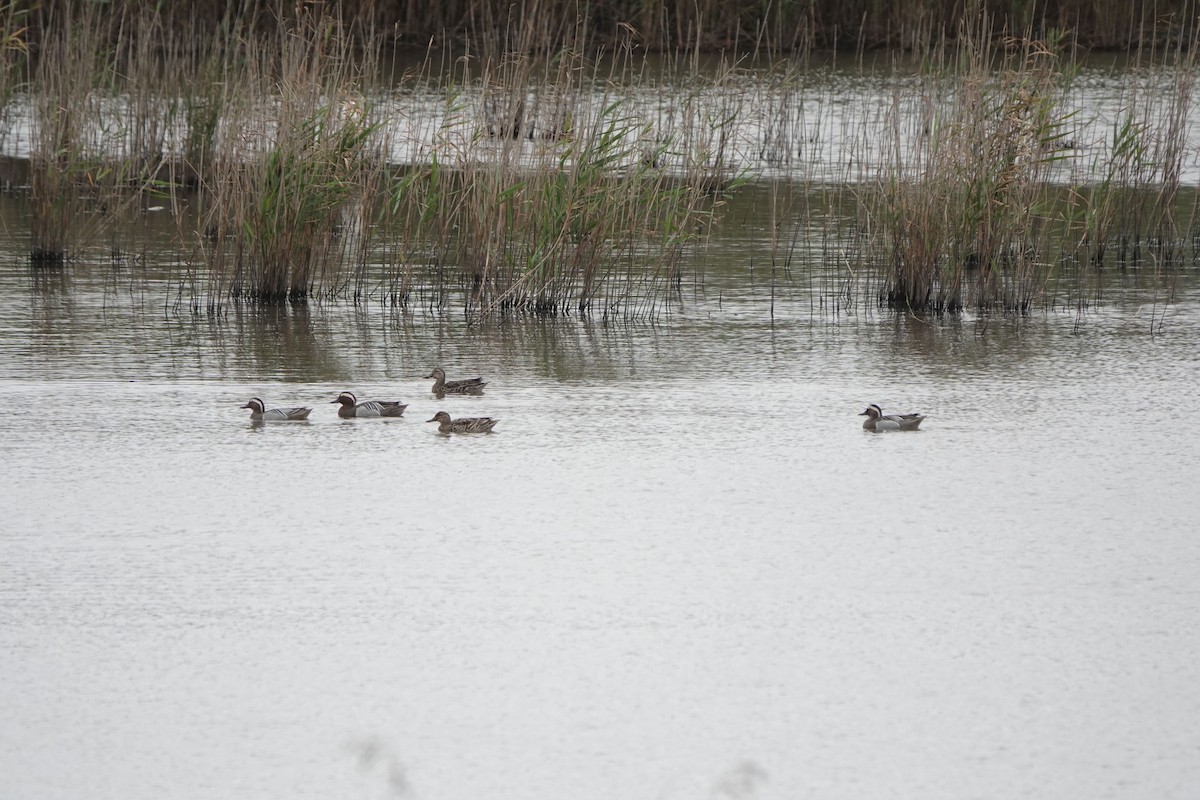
left=246, top=418, right=312, bottom=431
left=3, top=262, right=1200, bottom=800
left=231, top=302, right=332, bottom=381
left=28, top=263, right=74, bottom=335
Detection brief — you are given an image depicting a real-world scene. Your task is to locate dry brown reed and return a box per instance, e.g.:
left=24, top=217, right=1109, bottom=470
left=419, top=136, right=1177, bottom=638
left=368, top=18, right=738, bottom=320
left=867, top=22, right=1069, bottom=312
left=9, top=0, right=1200, bottom=321
left=851, top=7, right=1200, bottom=314
left=192, top=8, right=382, bottom=307
left=1069, top=25, right=1200, bottom=273
left=26, top=2, right=105, bottom=264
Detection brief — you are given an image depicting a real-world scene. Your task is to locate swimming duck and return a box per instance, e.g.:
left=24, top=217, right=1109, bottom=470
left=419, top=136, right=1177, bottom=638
left=426, top=367, right=487, bottom=397
left=331, top=391, right=408, bottom=418
left=241, top=397, right=312, bottom=421
left=427, top=410, right=499, bottom=433
left=859, top=403, right=925, bottom=431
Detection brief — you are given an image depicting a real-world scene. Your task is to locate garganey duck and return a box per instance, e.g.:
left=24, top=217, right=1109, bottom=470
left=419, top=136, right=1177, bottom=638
left=331, top=391, right=408, bottom=418
left=241, top=397, right=312, bottom=421
left=427, top=410, right=499, bottom=433
left=426, top=367, right=487, bottom=397
left=859, top=403, right=925, bottom=431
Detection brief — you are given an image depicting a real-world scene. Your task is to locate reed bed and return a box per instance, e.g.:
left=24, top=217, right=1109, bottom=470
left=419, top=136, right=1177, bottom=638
left=3, top=1, right=1199, bottom=322
left=365, top=35, right=743, bottom=320
left=847, top=13, right=1200, bottom=314
left=162, top=6, right=739, bottom=317
left=864, top=27, right=1068, bottom=312
left=25, top=2, right=106, bottom=264
left=191, top=9, right=382, bottom=306
left=23, top=3, right=185, bottom=264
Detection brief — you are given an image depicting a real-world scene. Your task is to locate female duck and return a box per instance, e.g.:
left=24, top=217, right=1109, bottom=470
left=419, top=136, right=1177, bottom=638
left=859, top=403, right=925, bottom=431
left=241, top=397, right=312, bottom=421
left=331, top=391, right=407, bottom=418
left=427, top=410, right=498, bottom=433
left=426, top=367, right=487, bottom=397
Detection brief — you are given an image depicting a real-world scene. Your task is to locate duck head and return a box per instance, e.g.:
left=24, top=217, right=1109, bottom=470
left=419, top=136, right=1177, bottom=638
left=858, top=404, right=883, bottom=420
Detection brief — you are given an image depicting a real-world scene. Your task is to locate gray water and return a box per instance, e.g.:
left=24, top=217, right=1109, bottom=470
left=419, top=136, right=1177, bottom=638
left=3, top=51, right=1200, bottom=800
left=3, top=226, right=1200, bottom=800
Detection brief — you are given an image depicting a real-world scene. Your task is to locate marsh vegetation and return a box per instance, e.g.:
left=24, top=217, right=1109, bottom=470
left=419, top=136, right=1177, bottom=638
left=1, top=1, right=1198, bottom=320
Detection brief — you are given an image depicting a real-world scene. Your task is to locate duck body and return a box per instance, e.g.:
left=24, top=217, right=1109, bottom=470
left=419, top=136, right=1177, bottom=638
left=241, top=397, right=312, bottom=421
left=332, top=391, right=407, bottom=418
left=860, top=403, right=925, bottom=431
left=426, top=367, right=487, bottom=397
left=427, top=410, right=499, bottom=433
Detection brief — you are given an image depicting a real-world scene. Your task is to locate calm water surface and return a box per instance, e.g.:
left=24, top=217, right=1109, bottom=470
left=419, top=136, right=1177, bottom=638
left=2, top=239, right=1199, bottom=800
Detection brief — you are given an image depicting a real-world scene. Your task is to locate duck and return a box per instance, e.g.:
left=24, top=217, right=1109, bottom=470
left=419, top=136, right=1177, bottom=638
left=859, top=403, right=925, bottom=431
left=427, top=410, right=499, bottom=433
left=426, top=367, right=487, bottom=397
left=241, top=397, right=312, bottom=421
left=331, top=391, right=407, bottom=418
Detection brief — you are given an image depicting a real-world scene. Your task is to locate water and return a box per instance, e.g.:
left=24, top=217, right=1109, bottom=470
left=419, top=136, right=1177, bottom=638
left=3, top=51, right=1200, bottom=799
left=6, top=59, right=1200, bottom=187
left=3, top=227, right=1200, bottom=800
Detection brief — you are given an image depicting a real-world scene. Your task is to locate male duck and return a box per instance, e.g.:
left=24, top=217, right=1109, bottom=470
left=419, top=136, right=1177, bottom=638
left=241, top=397, right=312, bottom=421
left=426, top=367, right=487, bottom=397
left=859, top=403, right=925, bottom=431
left=427, top=410, right=499, bottom=433
left=331, top=391, right=408, bottom=418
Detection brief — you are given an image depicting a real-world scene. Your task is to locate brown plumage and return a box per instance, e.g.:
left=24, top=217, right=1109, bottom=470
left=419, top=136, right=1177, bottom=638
left=426, top=367, right=487, bottom=397
left=427, top=410, right=499, bottom=433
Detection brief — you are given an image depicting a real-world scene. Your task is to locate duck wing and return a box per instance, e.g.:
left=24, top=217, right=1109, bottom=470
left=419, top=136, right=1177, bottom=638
left=357, top=400, right=407, bottom=417
left=263, top=406, right=312, bottom=420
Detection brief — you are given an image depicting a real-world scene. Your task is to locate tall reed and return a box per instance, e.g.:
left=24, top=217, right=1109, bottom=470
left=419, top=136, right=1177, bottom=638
left=14, top=0, right=1200, bottom=322
left=0, top=0, right=27, bottom=119
left=1070, top=24, right=1200, bottom=272
left=24, top=3, right=178, bottom=265
left=862, top=19, right=1074, bottom=313
left=26, top=2, right=108, bottom=264
left=376, top=22, right=733, bottom=320
left=195, top=8, right=381, bottom=306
